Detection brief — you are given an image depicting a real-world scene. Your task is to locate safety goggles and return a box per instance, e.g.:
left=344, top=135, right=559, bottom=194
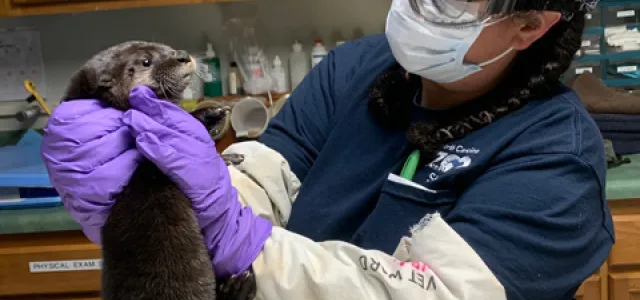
left=408, top=0, right=601, bottom=28
left=408, top=0, right=517, bottom=28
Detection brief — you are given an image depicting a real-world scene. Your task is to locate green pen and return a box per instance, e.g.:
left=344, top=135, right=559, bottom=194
left=399, top=150, right=421, bottom=181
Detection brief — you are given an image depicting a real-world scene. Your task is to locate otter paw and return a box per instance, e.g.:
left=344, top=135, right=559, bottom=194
left=216, top=268, right=257, bottom=300
left=221, top=153, right=245, bottom=166
left=191, top=105, right=230, bottom=132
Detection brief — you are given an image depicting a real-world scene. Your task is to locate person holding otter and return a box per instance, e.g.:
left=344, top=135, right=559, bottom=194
left=41, top=0, right=613, bottom=299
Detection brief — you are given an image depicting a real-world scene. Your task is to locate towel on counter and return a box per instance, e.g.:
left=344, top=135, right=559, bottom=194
left=591, top=113, right=640, bottom=133
left=572, top=72, right=640, bottom=114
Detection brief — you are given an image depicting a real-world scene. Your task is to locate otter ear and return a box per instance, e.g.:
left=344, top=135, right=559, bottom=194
left=63, top=67, right=114, bottom=101
left=98, top=74, right=114, bottom=88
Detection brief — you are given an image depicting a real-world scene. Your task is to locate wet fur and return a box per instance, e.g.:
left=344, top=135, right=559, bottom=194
left=63, top=41, right=254, bottom=300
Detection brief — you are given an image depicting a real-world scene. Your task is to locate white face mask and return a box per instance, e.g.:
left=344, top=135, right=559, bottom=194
left=385, top=0, right=514, bottom=83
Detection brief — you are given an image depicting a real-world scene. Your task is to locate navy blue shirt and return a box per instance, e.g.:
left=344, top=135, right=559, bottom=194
left=259, top=34, right=614, bottom=300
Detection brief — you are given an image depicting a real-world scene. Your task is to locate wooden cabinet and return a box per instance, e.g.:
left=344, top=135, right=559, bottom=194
left=576, top=267, right=606, bottom=300
left=609, top=272, right=640, bottom=300
left=0, top=0, right=238, bottom=17
left=0, top=231, right=101, bottom=299
left=1, top=199, right=639, bottom=299
left=608, top=200, right=640, bottom=300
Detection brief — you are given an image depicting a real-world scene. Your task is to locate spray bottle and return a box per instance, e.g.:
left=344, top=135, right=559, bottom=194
left=202, top=43, right=223, bottom=97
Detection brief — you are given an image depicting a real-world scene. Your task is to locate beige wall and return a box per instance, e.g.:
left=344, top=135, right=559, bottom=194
left=0, top=0, right=391, bottom=131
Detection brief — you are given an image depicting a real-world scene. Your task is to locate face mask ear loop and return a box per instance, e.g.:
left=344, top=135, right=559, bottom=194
left=481, top=15, right=509, bottom=27
left=477, top=46, right=514, bottom=67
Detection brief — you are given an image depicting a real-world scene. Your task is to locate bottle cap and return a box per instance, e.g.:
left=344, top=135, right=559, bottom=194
left=230, top=61, right=238, bottom=67
left=206, top=43, right=215, bottom=58
left=315, top=39, right=323, bottom=45
left=273, top=55, right=282, bottom=67
left=292, top=40, right=302, bottom=52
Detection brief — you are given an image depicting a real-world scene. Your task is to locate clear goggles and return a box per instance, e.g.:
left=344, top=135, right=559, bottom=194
left=408, top=0, right=518, bottom=27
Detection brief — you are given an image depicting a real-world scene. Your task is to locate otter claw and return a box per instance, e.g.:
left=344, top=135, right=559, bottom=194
left=216, top=269, right=257, bottom=300
left=221, top=153, right=245, bottom=166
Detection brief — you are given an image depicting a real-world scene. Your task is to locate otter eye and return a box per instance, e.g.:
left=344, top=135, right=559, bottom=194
left=142, top=59, right=152, bottom=67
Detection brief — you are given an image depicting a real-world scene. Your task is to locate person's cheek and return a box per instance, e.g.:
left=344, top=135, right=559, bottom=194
left=465, top=26, right=506, bottom=64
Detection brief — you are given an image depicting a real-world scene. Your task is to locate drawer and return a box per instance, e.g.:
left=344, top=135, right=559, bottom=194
left=563, top=61, right=603, bottom=84
left=0, top=231, right=102, bottom=297
left=609, top=214, right=640, bottom=268
left=578, top=33, right=602, bottom=56
left=604, top=4, right=640, bottom=27
left=606, top=57, right=640, bottom=80
left=604, top=25, right=640, bottom=53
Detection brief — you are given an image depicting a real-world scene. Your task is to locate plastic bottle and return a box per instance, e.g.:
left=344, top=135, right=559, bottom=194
left=244, top=46, right=271, bottom=95
left=202, top=43, right=223, bottom=97
left=247, top=46, right=264, bottom=78
left=311, top=40, right=328, bottom=68
left=228, top=61, right=243, bottom=95
left=289, top=41, right=309, bottom=90
left=271, top=55, right=288, bottom=93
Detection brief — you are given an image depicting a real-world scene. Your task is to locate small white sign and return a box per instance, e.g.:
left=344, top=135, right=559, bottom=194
left=29, top=259, right=102, bottom=273
left=617, top=65, right=638, bottom=73
left=586, top=13, right=592, bottom=20
left=617, top=10, right=636, bottom=18
left=575, top=67, right=593, bottom=75
left=581, top=40, right=592, bottom=47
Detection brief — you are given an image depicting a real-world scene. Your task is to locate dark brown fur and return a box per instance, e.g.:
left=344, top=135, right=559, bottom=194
left=63, top=41, right=253, bottom=300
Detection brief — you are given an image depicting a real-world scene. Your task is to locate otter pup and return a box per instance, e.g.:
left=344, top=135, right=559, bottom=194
left=62, top=41, right=253, bottom=300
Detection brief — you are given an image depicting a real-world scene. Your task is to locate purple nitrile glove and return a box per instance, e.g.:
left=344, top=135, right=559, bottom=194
left=41, top=99, right=143, bottom=244
left=122, top=86, right=273, bottom=278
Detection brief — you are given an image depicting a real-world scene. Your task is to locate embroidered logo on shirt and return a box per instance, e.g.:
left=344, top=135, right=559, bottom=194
left=424, top=144, right=479, bottom=183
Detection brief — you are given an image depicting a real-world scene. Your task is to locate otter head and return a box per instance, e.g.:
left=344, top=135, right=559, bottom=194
left=64, top=41, right=196, bottom=110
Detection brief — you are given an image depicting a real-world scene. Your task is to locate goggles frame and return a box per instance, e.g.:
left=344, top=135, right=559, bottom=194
left=408, top=0, right=600, bottom=28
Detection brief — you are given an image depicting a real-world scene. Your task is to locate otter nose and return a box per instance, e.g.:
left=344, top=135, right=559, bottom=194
left=175, top=50, right=190, bottom=63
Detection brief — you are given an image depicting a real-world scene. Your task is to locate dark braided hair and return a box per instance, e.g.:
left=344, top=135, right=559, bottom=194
left=368, top=0, right=588, bottom=164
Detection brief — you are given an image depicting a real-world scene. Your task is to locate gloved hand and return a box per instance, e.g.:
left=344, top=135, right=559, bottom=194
left=41, top=99, right=143, bottom=244
left=122, top=86, right=273, bottom=278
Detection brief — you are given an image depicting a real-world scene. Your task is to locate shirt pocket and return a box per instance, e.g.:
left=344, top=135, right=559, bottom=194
left=351, top=174, right=457, bottom=254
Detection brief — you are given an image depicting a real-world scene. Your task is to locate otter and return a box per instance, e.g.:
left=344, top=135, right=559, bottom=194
left=62, top=41, right=253, bottom=300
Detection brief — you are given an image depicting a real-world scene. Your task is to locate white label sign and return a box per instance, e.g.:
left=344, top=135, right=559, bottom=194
left=29, top=259, right=102, bottom=273
left=586, top=13, right=592, bottom=20
left=575, top=67, right=593, bottom=75
left=581, top=40, right=592, bottom=47
left=617, top=65, right=638, bottom=73
left=617, top=10, right=635, bottom=18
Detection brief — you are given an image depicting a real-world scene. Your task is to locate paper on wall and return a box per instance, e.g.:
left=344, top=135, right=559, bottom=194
left=0, top=28, right=46, bottom=102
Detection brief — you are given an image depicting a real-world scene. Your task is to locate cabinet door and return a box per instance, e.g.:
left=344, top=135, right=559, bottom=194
left=609, top=272, right=640, bottom=300
left=10, top=0, right=96, bottom=6
left=6, top=293, right=101, bottom=299
left=575, top=275, right=603, bottom=300
left=0, top=0, right=225, bottom=17
left=609, top=213, right=640, bottom=300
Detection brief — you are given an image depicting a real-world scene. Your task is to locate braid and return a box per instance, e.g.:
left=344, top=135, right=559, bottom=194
left=368, top=11, right=585, bottom=163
